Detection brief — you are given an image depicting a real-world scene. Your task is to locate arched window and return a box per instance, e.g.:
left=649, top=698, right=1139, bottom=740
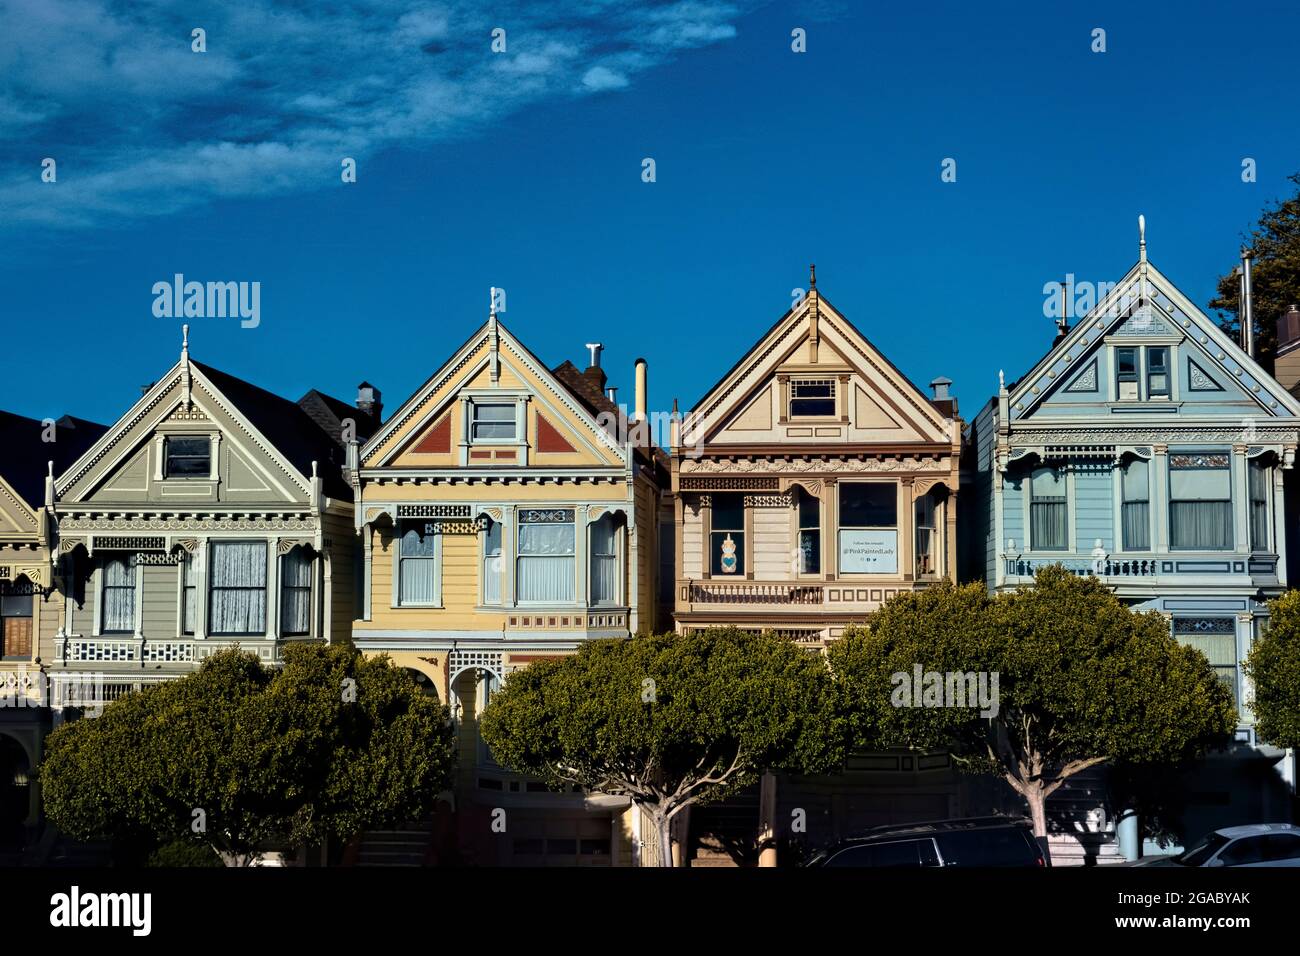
left=590, top=515, right=620, bottom=605
left=280, top=546, right=313, bottom=637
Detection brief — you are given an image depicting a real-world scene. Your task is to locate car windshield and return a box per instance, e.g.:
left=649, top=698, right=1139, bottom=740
left=1174, top=833, right=1230, bottom=866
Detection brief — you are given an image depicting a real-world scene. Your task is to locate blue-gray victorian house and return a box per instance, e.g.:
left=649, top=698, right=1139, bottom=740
left=964, top=223, right=1300, bottom=860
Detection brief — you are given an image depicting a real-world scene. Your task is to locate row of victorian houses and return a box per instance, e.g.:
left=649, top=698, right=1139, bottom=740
left=2, top=226, right=1299, bottom=865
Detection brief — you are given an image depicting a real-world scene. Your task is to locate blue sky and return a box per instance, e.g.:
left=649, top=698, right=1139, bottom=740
left=3, top=0, right=1299, bottom=429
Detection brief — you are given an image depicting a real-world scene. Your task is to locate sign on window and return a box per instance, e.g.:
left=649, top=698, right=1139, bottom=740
left=838, top=529, right=898, bottom=574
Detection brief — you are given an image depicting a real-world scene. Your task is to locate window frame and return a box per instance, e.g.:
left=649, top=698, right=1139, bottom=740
left=837, top=481, right=899, bottom=575
left=1115, top=347, right=1139, bottom=401
left=164, top=435, right=212, bottom=479
left=395, top=521, right=443, bottom=608
left=1146, top=346, right=1170, bottom=399
left=709, top=492, right=746, bottom=577
left=1248, top=458, right=1271, bottom=553
left=1028, top=466, right=1068, bottom=552
left=796, top=489, right=821, bottom=576
left=1168, top=453, right=1233, bottom=552
left=100, top=554, right=138, bottom=635
left=470, top=401, right=519, bottom=443
left=788, top=377, right=838, bottom=419
left=481, top=518, right=503, bottom=606
left=279, top=545, right=314, bottom=637
left=1120, top=457, right=1151, bottom=552
left=588, top=514, right=622, bottom=607
left=515, top=509, right=576, bottom=605
left=207, top=540, right=268, bottom=637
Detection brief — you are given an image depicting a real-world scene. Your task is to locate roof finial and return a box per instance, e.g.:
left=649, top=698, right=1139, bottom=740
left=998, top=369, right=1005, bottom=391
left=181, top=323, right=189, bottom=360
left=809, top=263, right=817, bottom=289
left=1138, top=214, right=1147, bottom=265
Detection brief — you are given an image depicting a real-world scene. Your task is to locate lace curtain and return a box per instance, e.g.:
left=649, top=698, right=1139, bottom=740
left=517, top=522, right=575, bottom=602
left=589, top=517, right=618, bottom=605
left=102, top=556, right=135, bottom=633
left=209, top=541, right=267, bottom=634
left=281, top=547, right=313, bottom=635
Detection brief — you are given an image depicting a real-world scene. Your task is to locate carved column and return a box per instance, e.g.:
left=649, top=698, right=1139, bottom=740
left=822, top=478, right=837, bottom=581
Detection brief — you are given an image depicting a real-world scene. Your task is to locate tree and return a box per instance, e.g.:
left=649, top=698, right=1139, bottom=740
left=1245, top=590, right=1300, bottom=749
left=40, top=643, right=456, bottom=865
left=1210, top=171, right=1300, bottom=372
left=479, top=629, right=846, bottom=867
left=830, top=568, right=1236, bottom=849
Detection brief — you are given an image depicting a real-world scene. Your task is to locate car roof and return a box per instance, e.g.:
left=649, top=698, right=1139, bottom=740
left=835, top=816, right=1033, bottom=845
left=1214, top=823, right=1300, bottom=838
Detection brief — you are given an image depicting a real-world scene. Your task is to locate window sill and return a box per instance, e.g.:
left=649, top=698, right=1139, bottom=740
left=393, top=603, right=443, bottom=610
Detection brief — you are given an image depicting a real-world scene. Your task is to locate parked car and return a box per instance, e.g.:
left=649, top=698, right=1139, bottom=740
left=803, top=816, right=1046, bottom=868
left=1128, top=824, right=1300, bottom=867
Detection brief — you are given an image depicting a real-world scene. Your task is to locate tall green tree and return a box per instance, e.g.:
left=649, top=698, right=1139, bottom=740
left=40, top=643, right=455, bottom=865
left=1245, top=590, right=1300, bottom=749
left=831, top=569, right=1236, bottom=846
left=1210, top=171, right=1300, bottom=372
left=479, top=629, right=846, bottom=867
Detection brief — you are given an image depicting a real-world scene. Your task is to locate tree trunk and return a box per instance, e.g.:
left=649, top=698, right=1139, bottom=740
left=1023, top=783, right=1051, bottom=866
left=651, top=809, right=673, bottom=869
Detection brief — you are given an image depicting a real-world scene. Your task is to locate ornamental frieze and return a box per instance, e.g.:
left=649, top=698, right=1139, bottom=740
left=679, top=455, right=947, bottom=474
left=58, top=515, right=317, bottom=533
left=1009, top=427, right=1300, bottom=446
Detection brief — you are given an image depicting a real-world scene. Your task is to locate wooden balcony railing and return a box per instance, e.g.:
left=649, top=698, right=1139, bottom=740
left=680, top=580, right=825, bottom=606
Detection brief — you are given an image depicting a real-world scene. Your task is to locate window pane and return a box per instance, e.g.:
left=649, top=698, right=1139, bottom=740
left=1122, top=459, right=1149, bottom=501
left=102, top=557, right=135, bottom=632
left=399, top=524, right=437, bottom=605
left=472, top=403, right=516, bottom=440
left=517, top=556, right=575, bottom=601
left=839, top=483, right=896, bottom=528
left=1169, top=501, right=1233, bottom=550
left=798, top=530, right=820, bottom=574
left=590, top=518, right=619, bottom=604
left=209, top=542, right=266, bottom=634
left=712, top=493, right=744, bottom=531
left=166, top=436, right=210, bottom=476
left=281, top=548, right=312, bottom=635
left=1170, top=469, right=1230, bottom=500
left=1117, top=348, right=1137, bottom=376
left=790, top=379, right=836, bottom=417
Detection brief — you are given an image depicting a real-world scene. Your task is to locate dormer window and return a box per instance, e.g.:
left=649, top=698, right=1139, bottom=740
left=471, top=403, right=517, bottom=442
left=789, top=378, right=836, bottom=417
left=1147, top=347, right=1169, bottom=398
left=165, top=436, right=211, bottom=477
left=1116, top=348, right=1139, bottom=401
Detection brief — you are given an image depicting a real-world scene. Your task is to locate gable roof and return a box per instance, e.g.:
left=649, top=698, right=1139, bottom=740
left=0, top=411, right=108, bottom=508
left=190, top=361, right=355, bottom=499
left=297, top=389, right=381, bottom=446
left=1007, top=258, right=1300, bottom=420
left=362, top=316, right=634, bottom=469
left=682, top=285, right=955, bottom=446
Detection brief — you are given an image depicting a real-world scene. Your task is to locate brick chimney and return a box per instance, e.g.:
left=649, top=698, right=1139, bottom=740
left=1274, top=306, right=1300, bottom=395
left=357, top=382, right=383, bottom=425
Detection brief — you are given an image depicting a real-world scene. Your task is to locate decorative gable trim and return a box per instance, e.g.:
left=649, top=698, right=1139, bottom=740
left=1064, top=358, right=1099, bottom=393
left=1188, top=359, right=1224, bottom=392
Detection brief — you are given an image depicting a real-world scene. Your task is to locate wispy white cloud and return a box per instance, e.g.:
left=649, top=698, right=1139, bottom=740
left=0, top=0, right=757, bottom=230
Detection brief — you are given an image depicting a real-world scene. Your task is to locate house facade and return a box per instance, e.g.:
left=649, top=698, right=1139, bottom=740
left=669, top=270, right=969, bottom=863
left=45, top=330, right=371, bottom=707
left=352, top=311, right=668, bottom=866
left=964, top=227, right=1300, bottom=855
left=0, top=413, right=106, bottom=856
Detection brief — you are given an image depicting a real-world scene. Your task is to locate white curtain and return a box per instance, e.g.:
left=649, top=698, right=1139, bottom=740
left=1170, top=466, right=1232, bottom=550
left=182, top=554, right=196, bottom=635
left=102, top=556, right=135, bottom=633
left=1249, top=462, right=1269, bottom=550
left=399, top=528, right=437, bottom=605
left=590, top=518, right=619, bottom=605
left=1029, top=468, right=1066, bottom=551
left=1122, top=459, right=1150, bottom=550
left=281, top=547, right=313, bottom=635
left=209, top=541, right=267, bottom=634
left=517, top=522, right=575, bottom=602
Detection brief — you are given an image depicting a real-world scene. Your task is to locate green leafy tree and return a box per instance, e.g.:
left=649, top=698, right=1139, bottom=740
left=1245, top=590, right=1300, bottom=749
left=40, top=643, right=455, bottom=865
left=479, top=628, right=845, bottom=867
left=831, top=569, right=1235, bottom=846
left=1210, top=171, right=1300, bottom=372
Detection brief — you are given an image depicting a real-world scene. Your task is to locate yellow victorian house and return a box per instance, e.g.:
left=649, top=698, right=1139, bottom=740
left=352, top=308, right=667, bottom=866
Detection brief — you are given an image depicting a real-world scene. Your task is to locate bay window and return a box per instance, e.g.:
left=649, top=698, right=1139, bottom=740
left=1121, top=458, right=1150, bottom=551
left=397, top=522, right=440, bottom=606
left=102, top=556, right=136, bottom=633
left=590, top=515, right=619, bottom=605
left=1029, top=468, right=1067, bottom=551
left=280, top=546, right=313, bottom=636
left=1249, top=459, right=1270, bottom=551
left=1169, top=454, right=1232, bottom=550
left=208, top=541, right=267, bottom=635
left=838, top=483, right=897, bottom=574
left=710, top=493, right=745, bottom=576
left=517, top=509, right=575, bottom=602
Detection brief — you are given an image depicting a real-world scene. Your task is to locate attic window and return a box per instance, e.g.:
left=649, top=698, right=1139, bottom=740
left=790, top=378, right=836, bottom=417
left=165, top=436, right=210, bottom=477
left=471, top=403, right=517, bottom=442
